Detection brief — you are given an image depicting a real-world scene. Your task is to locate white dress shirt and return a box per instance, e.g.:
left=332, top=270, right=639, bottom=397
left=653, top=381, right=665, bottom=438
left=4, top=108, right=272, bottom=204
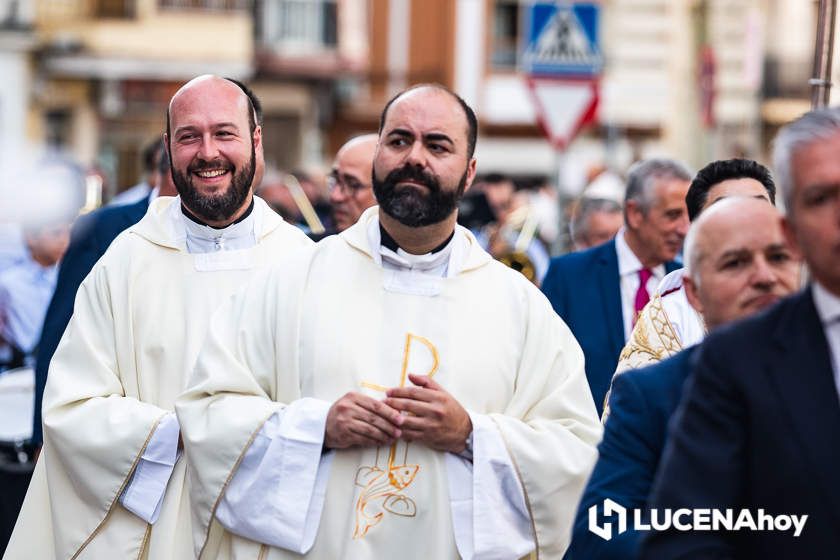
left=811, top=282, right=840, bottom=401
left=614, top=228, right=666, bottom=340
left=0, top=255, right=58, bottom=358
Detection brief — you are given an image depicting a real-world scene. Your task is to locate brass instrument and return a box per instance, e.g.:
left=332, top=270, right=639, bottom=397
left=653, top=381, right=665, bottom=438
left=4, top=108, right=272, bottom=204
left=488, top=202, right=540, bottom=285
left=811, top=0, right=837, bottom=109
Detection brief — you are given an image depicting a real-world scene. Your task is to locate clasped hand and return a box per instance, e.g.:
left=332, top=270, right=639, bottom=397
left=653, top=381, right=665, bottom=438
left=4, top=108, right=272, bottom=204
left=324, top=374, right=472, bottom=454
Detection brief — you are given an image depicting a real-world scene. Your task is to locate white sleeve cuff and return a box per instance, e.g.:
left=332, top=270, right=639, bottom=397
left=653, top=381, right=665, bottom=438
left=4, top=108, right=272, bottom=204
left=216, top=397, right=333, bottom=554
left=120, top=412, right=180, bottom=524
left=446, top=411, right=534, bottom=560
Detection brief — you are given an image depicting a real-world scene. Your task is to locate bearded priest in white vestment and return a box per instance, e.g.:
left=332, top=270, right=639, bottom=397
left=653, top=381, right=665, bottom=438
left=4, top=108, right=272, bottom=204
left=176, top=84, right=602, bottom=560
left=5, top=76, right=311, bottom=560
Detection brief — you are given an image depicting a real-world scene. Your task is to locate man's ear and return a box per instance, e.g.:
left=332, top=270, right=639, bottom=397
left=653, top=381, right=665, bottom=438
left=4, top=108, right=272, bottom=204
left=463, top=157, right=477, bottom=195
left=683, top=274, right=704, bottom=316
left=252, top=125, right=263, bottom=153
left=625, top=200, right=643, bottom=229
left=781, top=214, right=799, bottom=254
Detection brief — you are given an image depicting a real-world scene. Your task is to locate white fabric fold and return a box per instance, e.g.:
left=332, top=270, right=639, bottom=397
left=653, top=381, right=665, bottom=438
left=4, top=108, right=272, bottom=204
left=446, top=411, right=534, bottom=560
left=216, top=397, right=334, bottom=554
left=120, top=412, right=181, bottom=524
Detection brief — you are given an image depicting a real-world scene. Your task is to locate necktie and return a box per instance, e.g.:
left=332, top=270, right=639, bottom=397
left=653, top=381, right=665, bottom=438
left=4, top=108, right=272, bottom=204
left=633, top=268, right=653, bottom=325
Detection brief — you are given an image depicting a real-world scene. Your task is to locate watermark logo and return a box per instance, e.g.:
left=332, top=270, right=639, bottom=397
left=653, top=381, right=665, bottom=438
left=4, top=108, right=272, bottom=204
left=588, top=500, right=808, bottom=541
left=588, top=498, right=626, bottom=541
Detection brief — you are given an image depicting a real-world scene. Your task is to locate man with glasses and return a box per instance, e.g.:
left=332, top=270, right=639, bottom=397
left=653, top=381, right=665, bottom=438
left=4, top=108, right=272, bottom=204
left=328, top=134, right=378, bottom=232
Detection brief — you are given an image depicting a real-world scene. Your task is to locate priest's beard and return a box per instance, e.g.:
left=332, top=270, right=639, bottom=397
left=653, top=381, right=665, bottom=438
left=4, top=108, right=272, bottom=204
left=372, top=164, right=467, bottom=227
left=170, top=143, right=256, bottom=223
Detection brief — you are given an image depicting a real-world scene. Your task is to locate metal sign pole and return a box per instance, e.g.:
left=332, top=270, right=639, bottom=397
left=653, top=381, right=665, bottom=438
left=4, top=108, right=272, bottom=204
left=810, top=0, right=838, bottom=109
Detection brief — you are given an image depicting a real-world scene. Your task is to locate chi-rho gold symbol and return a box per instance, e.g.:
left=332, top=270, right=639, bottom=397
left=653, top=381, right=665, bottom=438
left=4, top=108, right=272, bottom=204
left=353, top=333, right=439, bottom=539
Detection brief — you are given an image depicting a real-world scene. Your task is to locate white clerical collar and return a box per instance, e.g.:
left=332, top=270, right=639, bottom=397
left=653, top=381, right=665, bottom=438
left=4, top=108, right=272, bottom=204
left=365, top=214, right=469, bottom=295
left=616, top=227, right=665, bottom=278
left=812, top=282, right=840, bottom=325
left=168, top=196, right=260, bottom=254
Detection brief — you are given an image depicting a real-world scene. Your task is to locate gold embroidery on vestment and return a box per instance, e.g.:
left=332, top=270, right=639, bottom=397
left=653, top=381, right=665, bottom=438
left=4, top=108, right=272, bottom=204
left=353, top=333, right=438, bottom=539
left=618, top=294, right=682, bottom=369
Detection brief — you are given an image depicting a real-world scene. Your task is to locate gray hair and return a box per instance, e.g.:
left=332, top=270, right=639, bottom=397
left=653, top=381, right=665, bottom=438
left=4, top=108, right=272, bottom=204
left=571, top=197, right=622, bottom=245
left=624, top=158, right=693, bottom=216
left=772, top=106, right=840, bottom=212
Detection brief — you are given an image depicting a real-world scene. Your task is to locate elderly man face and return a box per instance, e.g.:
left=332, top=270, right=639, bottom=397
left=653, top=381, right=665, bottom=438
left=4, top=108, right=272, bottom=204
left=329, top=134, right=378, bottom=232
left=683, top=198, right=800, bottom=330
left=372, top=86, right=476, bottom=227
left=573, top=198, right=624, bottom=250
left=166, top=75, right=259, bottom=225
left=626, top=177, right=691, bottom=264
left=783, top=130, right=840, bottom=296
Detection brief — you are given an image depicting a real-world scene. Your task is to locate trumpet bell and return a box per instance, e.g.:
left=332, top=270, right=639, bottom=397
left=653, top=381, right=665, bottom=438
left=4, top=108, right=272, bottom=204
left=497, top=251, right=537, bottom=284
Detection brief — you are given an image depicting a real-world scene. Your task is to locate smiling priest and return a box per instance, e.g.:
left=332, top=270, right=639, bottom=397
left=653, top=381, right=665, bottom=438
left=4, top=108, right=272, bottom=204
left=176, top=84, right=602, bottom=560
left=5, top=75, right=311, bottom=559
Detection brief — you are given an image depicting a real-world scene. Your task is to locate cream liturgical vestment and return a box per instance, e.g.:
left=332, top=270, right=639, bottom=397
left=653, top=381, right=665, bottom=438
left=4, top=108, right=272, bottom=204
left=5, top=196, right=311, bottom=560
left=602, top=269, right=706, bottom=420
left=614, top=268, right=706, bottom=374
left=176, top=207, right=602, bottom=560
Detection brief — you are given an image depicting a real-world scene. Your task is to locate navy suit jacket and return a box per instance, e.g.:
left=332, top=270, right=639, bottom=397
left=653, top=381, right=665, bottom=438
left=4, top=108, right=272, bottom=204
left=542, top=239, right=681, bottom=414
left=567, top=346, right=698, bottom=559
left=642, top=288, right=840, bottom=559
left=32, top=197, right=149, bottom=444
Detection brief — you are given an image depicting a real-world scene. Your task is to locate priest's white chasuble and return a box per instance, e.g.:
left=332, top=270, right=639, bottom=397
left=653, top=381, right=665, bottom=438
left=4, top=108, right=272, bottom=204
left=5, top=196, right=311, bottom=560
left=177, top=207, right=602, bottom=560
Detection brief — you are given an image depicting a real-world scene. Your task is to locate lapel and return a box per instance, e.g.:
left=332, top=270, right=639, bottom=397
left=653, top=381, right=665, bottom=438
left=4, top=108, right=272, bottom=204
left=767, top=288, right=840, bottom=522
left=596, top=239, right=624, bottom=354
left=665, top=260, right=681, bottom=274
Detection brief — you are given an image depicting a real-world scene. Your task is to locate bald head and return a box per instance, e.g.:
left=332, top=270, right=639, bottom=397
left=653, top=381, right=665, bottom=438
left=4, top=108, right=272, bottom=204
left=336, top=133, right=378, bottom=162
left=167, top=75, right=256, bottom=140
left=165, top=74, right=261, bottom=226
left=378, top=83, right=478, bottom=159
left=329, top=133, right=378, bottom=231
left=683, top=197, right=799, bottom=330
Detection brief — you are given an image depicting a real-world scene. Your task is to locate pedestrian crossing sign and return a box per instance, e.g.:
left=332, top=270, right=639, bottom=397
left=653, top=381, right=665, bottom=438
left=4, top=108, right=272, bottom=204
left=522, top=2, right=602, bottom=76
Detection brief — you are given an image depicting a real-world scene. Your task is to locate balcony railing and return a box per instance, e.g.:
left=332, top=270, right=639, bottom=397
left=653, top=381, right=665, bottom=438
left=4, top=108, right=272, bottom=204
left=257, top=0, right=337, bottom=55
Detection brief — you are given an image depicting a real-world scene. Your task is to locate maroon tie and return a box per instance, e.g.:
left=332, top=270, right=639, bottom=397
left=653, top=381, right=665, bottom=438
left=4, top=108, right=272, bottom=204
left=633, top=268, right=653, bottom=326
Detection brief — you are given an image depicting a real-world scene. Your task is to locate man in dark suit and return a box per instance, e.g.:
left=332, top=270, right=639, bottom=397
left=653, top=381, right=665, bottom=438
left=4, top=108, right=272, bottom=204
left=642, top=107, right=840, bottom=558
left=568, top=197, right=800, bottom=559
left=542, top=159, right=691, bottom=413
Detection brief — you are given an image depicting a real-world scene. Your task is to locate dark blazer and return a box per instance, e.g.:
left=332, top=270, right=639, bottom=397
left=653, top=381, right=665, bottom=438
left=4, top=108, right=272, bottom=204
left=568, top=346, right=698, bottom=559
left=642, top=288, right=840, bottom=559
left=32, top=197, right=149, bottom=444
left=541, top=239, right=681, bottom=414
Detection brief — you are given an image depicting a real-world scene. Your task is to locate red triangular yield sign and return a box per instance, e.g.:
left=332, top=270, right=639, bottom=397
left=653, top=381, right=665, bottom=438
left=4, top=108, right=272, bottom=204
left=525, top=77, right=599, bottom=150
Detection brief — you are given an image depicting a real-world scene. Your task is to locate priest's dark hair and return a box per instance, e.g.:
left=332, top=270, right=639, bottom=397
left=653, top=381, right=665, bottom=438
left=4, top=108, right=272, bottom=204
left=378, top=83, right=478, bottom=159
left=686, top=159, right=776, bottom=221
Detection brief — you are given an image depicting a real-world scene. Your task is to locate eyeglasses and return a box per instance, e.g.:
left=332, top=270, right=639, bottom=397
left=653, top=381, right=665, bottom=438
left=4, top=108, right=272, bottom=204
left=328, top=173, right=369, bottom=196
